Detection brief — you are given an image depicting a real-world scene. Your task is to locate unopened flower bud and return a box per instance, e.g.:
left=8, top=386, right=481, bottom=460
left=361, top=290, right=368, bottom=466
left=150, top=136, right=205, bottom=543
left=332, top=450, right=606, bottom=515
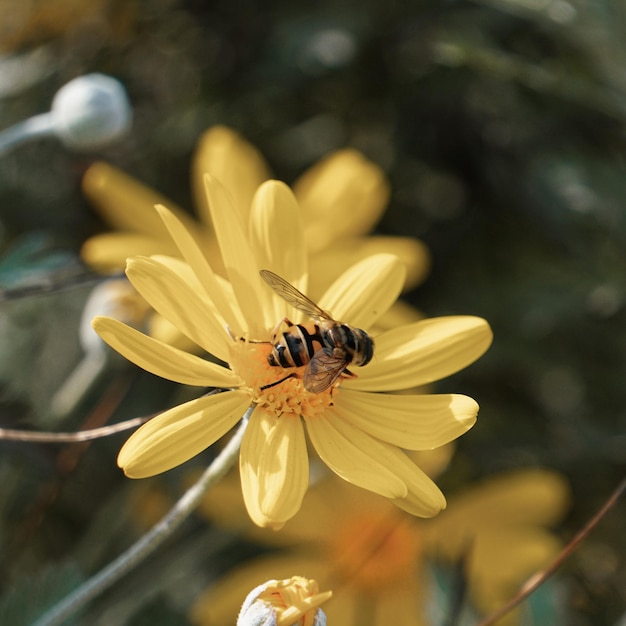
left=50, top=278, right=149, bottom=417
left=237, top=577, right=331, bottom=626
left=50, top=73, right=132, bottom=150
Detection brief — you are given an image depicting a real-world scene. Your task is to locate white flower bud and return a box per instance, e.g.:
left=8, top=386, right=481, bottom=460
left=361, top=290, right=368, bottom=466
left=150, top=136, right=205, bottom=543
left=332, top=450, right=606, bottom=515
left=237, top=577, right=331, bottom=626
left=50, top=278, right=149, bottom=417
left=50, top=73, right=132, bottom=150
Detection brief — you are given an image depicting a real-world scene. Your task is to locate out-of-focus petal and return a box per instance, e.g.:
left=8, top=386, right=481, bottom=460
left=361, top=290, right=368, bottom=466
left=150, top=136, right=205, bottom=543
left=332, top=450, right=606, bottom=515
left=309, top=236, right=430, bottom=297
left=82, top=161, right=201, bottom=240
left=118, top=390, right=251, bottom=477
left=192, top=125, right=271, bottom=225
left=93, top=316, right=240, bottom=387
left=468, top=527, right=562, bottom=621
left=294, top=149, right=390, bottom=252
left=334, top=390, right=478, bottom=449
left=318, top=254, right=405, bottom=330
left=81, top=232, right=178, bottom=272
left=423, top=470, right=570, bottom=554
left=345, top=316, right=493, bottom=392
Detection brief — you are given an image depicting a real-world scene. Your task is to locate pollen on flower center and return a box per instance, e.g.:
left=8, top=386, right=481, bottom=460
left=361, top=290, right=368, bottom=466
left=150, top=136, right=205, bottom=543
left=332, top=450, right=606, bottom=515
left=229, top=339, right=335, bottom=419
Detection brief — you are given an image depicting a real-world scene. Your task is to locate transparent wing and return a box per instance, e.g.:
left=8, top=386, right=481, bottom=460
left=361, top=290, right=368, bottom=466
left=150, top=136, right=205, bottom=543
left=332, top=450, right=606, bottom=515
left=260, top=269, right=333, bottom=321
left=303, top=348, right=348, bottom=393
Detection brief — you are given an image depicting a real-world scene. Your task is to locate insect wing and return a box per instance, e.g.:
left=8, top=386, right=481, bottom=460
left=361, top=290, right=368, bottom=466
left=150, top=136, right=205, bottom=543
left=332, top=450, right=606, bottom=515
left=260, top=270, right=332, bottom=321
left=303, top=348, right=348, bottom=393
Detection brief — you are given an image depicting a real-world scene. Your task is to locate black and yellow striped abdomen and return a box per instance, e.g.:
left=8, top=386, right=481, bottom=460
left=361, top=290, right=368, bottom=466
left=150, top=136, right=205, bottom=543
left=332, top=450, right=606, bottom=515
left=268, top=321, right=373, bottom=370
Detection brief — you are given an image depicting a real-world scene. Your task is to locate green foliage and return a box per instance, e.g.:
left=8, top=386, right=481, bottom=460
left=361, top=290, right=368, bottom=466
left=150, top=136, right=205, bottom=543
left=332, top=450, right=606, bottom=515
left=0, top=563, right=84, bottom=626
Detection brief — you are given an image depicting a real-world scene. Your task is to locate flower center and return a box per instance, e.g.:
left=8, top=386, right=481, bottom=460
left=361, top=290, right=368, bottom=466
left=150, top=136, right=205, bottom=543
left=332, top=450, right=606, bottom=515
left=327, top=508, right=422, bottom=592
left=229, top=340, right=335, bottom=419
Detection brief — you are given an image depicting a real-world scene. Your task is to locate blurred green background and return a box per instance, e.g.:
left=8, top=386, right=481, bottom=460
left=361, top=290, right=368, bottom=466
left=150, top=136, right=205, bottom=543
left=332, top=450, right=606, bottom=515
left=0, top=0, right=624, bottom=624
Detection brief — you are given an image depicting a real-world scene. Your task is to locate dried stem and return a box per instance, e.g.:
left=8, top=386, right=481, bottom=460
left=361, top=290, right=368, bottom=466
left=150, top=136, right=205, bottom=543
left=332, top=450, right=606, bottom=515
left=0, top=416, right=151, bottom=443
left=32, top=409, right=252, bottom=626
left=477, top=475, right=626, bottom=626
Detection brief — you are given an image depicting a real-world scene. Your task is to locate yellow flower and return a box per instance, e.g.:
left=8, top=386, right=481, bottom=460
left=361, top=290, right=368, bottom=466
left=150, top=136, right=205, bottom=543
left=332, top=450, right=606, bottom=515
left=237, top=577, right=331, bottom=626
left=190, top=469, right=570, bottom=626
left=81, top=125, right=430, bottom=296
left=93, top=175, right=492, bottom=528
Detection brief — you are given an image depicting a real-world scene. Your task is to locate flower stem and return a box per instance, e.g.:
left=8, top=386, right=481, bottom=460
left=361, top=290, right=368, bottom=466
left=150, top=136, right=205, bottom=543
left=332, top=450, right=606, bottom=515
left=0, top=113, right=54, bottom=156
left=32, top=409, right=252, bottom=626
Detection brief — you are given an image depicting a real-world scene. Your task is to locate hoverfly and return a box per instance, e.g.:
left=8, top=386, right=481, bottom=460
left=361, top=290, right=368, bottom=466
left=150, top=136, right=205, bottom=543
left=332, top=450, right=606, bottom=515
left=260, top=270, right=374, bottom=393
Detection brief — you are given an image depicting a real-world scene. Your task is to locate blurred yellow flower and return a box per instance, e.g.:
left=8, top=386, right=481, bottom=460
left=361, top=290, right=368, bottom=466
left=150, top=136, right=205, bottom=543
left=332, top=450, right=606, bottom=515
left=93, top=177, right=492, bottom=528
left=82, top=125, right=430, bottom=296
left=237, top=576, right=331, bottom=626
left=191, top=469, right=570, bottom=626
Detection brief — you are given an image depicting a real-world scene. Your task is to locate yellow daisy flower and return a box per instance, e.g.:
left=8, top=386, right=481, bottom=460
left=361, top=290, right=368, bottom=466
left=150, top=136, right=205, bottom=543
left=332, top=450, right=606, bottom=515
left=93, top=175, right=492, bottom=528
left=81, top=125, right=430, bottom=296
left=191, top=469, right=570, bottom=626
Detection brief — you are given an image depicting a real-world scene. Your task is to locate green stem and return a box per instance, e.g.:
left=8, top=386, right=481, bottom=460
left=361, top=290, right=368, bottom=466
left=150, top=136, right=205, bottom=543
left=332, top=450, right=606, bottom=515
left=33, top=410, right=251, bottom=626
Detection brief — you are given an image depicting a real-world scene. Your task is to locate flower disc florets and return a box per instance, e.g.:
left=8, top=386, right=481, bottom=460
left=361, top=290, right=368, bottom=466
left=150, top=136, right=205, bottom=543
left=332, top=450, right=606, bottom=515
left=229, top=339, right=336, bottom=420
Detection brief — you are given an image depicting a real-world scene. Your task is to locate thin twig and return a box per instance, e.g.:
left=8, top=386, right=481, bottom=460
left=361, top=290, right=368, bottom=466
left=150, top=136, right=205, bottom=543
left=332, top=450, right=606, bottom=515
left=477, top=475, right=626, bottom=626
left=0, top=271, right=125, bottom=302
left=32, top=409, right=252, bottom=626
left=0, top=416, right=151, bottom=442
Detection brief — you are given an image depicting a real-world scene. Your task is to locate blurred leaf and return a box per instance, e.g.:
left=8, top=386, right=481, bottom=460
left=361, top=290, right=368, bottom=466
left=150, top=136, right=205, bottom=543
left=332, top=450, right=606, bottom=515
left=0, top=562, right=84, bottom=626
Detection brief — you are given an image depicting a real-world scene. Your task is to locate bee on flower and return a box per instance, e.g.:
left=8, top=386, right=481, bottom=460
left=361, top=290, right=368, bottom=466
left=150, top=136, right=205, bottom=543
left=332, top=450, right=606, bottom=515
left=93, top=172, right=492, bottom=529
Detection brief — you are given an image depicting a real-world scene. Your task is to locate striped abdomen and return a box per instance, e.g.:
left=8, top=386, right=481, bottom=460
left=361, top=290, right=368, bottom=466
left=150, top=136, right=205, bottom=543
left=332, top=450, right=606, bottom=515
left=268, top=321, right=374, bottom=369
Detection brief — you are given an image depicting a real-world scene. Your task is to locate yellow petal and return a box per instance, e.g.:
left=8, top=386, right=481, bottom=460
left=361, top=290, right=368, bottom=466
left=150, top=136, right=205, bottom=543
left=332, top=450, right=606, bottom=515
left=408, top=445, right=455, bottom=480
left=151, top=253, right=244, bottom=331
left=118, top=390, right=251, bottom=477
left=318, top=254, right=405, bottom=329
left=257, top=414, right=310, bottom=523
left=334, top=390, right=478, bottom=449
left=294, top=149, right=390, bottom=252
left=345, top=316, right=493, bottom=391
left=309, top=236, right=430, bottom=296
left=240, top=407, right=279, bottom=528
left=192, top=125, right=271, bottom=225
left=304, top=412, right=408, bottom=499
left=154, top=205, right=246, bottom=336
left=371, top=300, right=424, bottom=333
left=82, top=161, right=201, bottom=240
left=248, top=181, right=309, bottom=325
left=147, top=313, right=199, bottom=352
left=81, top=232, right=179, bottom=272
left=307, top=414, right=446, bottom=516
left=391, top=479, right=447, bottom=518
left=126, top=256, right=232, bottom=362
left=204, top=174, right=271, bottom=337
left=92, top=316, right=240, bottom=387
left=370, top=582, right=429, bottom=626
left=467, top=526, right=562, bottom=618
left=424, top=470, right=570, bottom=552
